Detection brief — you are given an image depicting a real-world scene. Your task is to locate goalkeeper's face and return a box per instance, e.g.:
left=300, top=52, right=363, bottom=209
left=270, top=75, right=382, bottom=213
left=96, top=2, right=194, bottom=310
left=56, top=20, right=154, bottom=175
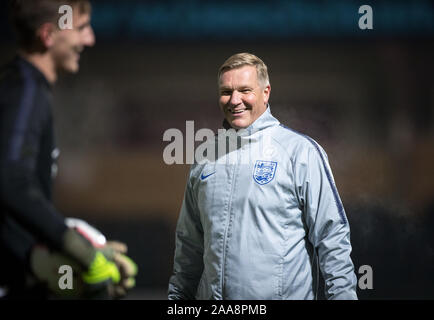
left=50, top=7, right=95, bottom=74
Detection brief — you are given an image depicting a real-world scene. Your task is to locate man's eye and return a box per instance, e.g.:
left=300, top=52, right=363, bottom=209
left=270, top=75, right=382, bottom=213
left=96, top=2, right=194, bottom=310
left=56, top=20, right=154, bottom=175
left=78, top=23, right=91, bottom=32
left=241, top=89, right=252, bottom=93
left=221, top=91, right=231, bottom=96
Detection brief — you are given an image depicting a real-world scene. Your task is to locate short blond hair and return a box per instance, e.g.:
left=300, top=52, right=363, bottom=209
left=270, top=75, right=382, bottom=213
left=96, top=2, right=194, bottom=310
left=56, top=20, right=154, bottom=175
left=218, top=52, right=270, bottom=88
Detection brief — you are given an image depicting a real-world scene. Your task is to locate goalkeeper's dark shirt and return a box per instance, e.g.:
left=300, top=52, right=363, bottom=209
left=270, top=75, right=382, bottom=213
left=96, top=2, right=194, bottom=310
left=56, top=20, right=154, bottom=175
left=0, top=56, right=67, bottom=269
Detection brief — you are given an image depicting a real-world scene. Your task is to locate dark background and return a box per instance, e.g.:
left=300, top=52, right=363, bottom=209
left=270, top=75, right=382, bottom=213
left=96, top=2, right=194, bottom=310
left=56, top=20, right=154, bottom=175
left=0, top=0, right=433, bottom=299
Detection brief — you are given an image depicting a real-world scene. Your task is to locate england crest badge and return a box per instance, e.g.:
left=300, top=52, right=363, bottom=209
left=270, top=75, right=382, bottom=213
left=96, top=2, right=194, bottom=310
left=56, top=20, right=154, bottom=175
left=253, top=160, right=277, bottom=185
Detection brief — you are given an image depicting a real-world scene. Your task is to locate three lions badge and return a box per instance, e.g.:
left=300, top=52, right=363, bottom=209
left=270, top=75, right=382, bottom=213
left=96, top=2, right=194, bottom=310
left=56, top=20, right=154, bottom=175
left=253, top=160, right=277, bottom=185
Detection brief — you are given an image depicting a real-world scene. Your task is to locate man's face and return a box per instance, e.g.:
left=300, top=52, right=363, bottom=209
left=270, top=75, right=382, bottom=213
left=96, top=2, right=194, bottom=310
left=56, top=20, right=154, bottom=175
left=50, top=7, right=95, bottom=73
left=219, top=65, right=270, bottom=129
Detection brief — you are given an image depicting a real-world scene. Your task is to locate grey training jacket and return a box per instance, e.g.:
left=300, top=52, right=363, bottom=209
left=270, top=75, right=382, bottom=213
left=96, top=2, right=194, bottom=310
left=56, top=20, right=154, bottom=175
left=168, top=107, right=357, bottom=300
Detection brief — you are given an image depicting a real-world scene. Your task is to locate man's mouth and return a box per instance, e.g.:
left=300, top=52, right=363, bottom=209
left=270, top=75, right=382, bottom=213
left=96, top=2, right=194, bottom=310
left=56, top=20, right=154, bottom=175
left=74, top=47, right=83, bottom=57
left=229, top=108, right=247, bottom=115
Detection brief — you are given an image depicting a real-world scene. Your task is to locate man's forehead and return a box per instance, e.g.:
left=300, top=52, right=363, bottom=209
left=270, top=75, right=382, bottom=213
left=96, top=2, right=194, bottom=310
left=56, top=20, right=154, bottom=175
left=74, top=14, right=91, bottom=24
left=72, top=7, right=91, bottom=26
left=220, top=65, right=258, bottom=84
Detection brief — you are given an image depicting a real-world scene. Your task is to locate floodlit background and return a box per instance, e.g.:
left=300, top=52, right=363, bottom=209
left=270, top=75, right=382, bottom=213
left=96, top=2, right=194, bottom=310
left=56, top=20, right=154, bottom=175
left=0, top=0, right=433, bottom=299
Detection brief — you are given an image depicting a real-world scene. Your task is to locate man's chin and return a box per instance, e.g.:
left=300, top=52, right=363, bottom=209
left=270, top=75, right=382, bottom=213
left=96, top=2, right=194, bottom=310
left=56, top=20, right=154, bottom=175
left=229, top=118, right=250, bottom=130
left=68, top=65, right=80, bottom=74
left=62, top=62, right=80, bottom=74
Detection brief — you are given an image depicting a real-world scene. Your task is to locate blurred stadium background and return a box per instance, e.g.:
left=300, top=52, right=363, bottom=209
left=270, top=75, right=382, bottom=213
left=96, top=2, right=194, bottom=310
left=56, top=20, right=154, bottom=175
left=0, top=0, right=433, bottom=299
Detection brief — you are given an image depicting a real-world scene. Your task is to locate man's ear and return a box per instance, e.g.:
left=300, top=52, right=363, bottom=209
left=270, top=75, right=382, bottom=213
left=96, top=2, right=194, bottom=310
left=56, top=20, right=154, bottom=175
left=37, top=22, right=57, bottom=49
left=263, top=85, right=271, bottom=105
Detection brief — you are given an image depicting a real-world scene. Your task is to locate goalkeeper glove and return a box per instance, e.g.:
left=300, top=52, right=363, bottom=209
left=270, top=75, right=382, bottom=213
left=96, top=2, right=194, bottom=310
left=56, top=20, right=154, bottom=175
left=30, top=229, right=138, bottom=299
left=30, top=228, right=121, bottom=299
left=101, top=241, right=138, bottom=298
left=62, top=228, right=121, bottom=285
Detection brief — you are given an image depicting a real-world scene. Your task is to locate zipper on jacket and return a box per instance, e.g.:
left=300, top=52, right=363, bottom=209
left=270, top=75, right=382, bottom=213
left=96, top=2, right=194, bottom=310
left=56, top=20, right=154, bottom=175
left=220, top=148, right=240, bottom=298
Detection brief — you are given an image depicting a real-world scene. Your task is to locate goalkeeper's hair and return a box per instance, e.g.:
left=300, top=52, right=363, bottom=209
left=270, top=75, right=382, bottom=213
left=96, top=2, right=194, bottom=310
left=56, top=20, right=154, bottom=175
left=218, top=52, right=270, bottom=88
left=9, top=0, right=91, bottom=52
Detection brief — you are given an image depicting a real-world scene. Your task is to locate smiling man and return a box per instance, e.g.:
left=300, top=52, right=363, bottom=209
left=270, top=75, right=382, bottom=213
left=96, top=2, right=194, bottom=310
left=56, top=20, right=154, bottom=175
left=0, top=0, right=137, bottom=299
left=218, top=56, right=270, bottom=130
left=12, top=0, right=95, bottom=82
left=168, top=53, right=358, bottom=300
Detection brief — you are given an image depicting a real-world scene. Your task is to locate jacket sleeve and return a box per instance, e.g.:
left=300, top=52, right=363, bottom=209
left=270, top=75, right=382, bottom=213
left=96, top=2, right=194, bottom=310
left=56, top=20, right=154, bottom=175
left=0, top=86, right=67, bottom=251
left=0, top=215, right=36, bottom=265
left=294, top=141, right=358, bottom=300
left=168, top=169, right=204, bottom=300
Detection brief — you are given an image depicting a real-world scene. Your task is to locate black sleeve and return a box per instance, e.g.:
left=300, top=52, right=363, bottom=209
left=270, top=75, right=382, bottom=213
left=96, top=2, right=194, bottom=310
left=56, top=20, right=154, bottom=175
left=0, top=76, right=67, bottom=252
left=0, top=215, right=36, bottom=264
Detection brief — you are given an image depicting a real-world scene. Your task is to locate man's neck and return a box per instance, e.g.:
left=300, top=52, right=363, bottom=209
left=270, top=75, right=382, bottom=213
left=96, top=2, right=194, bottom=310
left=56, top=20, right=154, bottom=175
left=18, top=50, right=57, bottom=84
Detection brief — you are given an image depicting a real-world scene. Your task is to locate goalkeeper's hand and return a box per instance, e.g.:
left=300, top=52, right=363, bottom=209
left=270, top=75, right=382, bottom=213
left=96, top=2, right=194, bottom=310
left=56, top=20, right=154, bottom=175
left=101, top=241, right=138, bottom=298
left=30, top=229, right=137, bottom=299
left=29, top=244, right=86, bottom=298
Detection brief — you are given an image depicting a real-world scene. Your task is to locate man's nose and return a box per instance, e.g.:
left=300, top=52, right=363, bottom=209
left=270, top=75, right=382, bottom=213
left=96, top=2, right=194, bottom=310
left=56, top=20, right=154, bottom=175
left=82, top=26, right=95, bottom=47
left=229, top=90, right=242, bottom=105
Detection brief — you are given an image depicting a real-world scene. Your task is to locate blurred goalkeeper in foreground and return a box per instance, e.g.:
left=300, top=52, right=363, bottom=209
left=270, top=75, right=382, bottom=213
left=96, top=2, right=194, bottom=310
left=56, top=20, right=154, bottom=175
left=0, top=0, right=137, bottom=299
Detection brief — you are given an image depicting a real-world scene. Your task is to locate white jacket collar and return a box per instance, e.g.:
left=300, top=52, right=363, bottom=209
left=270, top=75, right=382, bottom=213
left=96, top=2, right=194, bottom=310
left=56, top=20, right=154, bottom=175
left=222, top=104, right=280, bottom=136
